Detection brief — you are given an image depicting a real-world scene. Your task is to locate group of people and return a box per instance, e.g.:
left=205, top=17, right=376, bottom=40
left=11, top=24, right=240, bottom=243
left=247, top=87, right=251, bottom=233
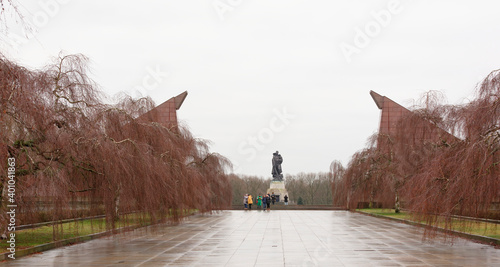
left=243, top=193, right=288, bottom=211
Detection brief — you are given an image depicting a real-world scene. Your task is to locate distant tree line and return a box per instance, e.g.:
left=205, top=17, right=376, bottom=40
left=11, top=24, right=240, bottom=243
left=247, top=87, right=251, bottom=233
left=229, top=175, right=269, bottom=205
left=230, top=172, right=334, bottom=205
left=285, top=173, right=333, bottom=205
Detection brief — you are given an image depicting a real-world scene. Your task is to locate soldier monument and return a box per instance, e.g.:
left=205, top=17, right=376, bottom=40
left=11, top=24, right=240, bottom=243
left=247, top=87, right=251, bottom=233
left=267, top=151, right=289, bottom=202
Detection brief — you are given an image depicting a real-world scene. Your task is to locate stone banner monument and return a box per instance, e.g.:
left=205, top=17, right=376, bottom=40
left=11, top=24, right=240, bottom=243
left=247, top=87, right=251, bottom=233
left=267, top=151, right=289, bottom=202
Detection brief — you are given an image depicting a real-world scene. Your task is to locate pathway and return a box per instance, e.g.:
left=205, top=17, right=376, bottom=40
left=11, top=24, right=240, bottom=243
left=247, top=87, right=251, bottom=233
left=4, top=210, right=499, bottom=266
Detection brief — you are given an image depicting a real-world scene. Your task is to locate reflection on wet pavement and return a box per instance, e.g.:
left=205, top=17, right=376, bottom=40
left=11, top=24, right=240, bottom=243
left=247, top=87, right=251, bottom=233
left=4, top=211, right=499, bottom=266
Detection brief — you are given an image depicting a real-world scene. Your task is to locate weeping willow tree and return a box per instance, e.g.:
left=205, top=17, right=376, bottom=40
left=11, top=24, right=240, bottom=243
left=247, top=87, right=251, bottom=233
left=334, top=136, right=394, bottom=210
left=0, top=53, right=232, bottom=238
left=336, top=70, right=500, bottom=233
left=330, top=160, right=345, bottom=207
left=404, top=71, right=500, bottom=225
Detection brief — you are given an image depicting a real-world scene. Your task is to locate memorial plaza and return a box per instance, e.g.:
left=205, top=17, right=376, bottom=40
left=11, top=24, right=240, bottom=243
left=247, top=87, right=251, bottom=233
left=4, top=210, right=499, bottom=266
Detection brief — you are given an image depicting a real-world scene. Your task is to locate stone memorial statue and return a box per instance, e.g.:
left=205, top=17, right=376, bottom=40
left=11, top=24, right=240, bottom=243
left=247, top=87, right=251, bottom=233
left=271, top=151, right=283, bottom=181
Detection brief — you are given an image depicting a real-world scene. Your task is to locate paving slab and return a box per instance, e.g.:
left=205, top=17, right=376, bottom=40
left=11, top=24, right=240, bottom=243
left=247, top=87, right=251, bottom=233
left=3, top=210, right=499, bottom=266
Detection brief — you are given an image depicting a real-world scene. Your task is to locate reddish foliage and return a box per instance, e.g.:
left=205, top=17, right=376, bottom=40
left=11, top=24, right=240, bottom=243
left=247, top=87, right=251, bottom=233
left=0, top=54, right=232, bottom=235
left=335, top=70, right=500, bottom=231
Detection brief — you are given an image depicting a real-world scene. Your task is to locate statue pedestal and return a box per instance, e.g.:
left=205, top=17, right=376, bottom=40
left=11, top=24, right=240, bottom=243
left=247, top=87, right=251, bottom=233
left=267, top=180, right=289, bottom=203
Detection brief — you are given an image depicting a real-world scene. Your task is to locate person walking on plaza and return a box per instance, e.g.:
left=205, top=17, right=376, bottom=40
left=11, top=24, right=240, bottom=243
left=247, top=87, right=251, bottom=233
left=284, top=195, right=289, bottom=205
left=243, top=194, right=248, bottom=210
left=248, top=194, right=253, bottom=210
left=257, top=194, right=262, bottom=209
left=271, top=192, right=276, bottom=205
left=262, top=193, right=267, bottom=210
left=266, top=194, right=271, bottom=211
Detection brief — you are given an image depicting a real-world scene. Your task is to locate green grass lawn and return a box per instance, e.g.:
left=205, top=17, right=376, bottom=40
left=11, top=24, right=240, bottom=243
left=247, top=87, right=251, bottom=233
left=2, top=219, right=107, bottom=250
left=358, top=208, right=411, bottom=219
left=0, top=211, right=193, bottom=251
left=358, top=209, right=499, bottom=239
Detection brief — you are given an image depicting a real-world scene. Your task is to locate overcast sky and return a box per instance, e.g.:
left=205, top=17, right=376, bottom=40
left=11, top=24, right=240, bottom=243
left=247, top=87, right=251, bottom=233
left=2, top=0, right=500, bottom=178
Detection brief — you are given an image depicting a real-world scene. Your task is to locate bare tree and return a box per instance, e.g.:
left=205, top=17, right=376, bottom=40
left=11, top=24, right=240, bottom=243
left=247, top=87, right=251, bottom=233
left=330, top=160, right=345, bottom=207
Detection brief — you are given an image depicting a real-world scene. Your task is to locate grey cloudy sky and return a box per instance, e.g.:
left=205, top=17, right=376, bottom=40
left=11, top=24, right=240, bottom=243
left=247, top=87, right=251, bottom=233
left=2, top=0, right=500, bottom=177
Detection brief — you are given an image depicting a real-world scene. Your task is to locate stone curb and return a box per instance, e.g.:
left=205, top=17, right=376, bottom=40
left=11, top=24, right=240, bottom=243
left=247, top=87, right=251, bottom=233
left=356, top=211, right=500, bottom=246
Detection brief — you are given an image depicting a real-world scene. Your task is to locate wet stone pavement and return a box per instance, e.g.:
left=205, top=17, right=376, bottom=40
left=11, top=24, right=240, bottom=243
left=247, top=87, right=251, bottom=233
left=4, top=210, right=499, bottom=266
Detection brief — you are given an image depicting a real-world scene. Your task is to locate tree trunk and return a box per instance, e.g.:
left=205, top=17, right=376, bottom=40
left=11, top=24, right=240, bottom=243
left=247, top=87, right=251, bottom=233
left=395, top=190, right=400, bottom=213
